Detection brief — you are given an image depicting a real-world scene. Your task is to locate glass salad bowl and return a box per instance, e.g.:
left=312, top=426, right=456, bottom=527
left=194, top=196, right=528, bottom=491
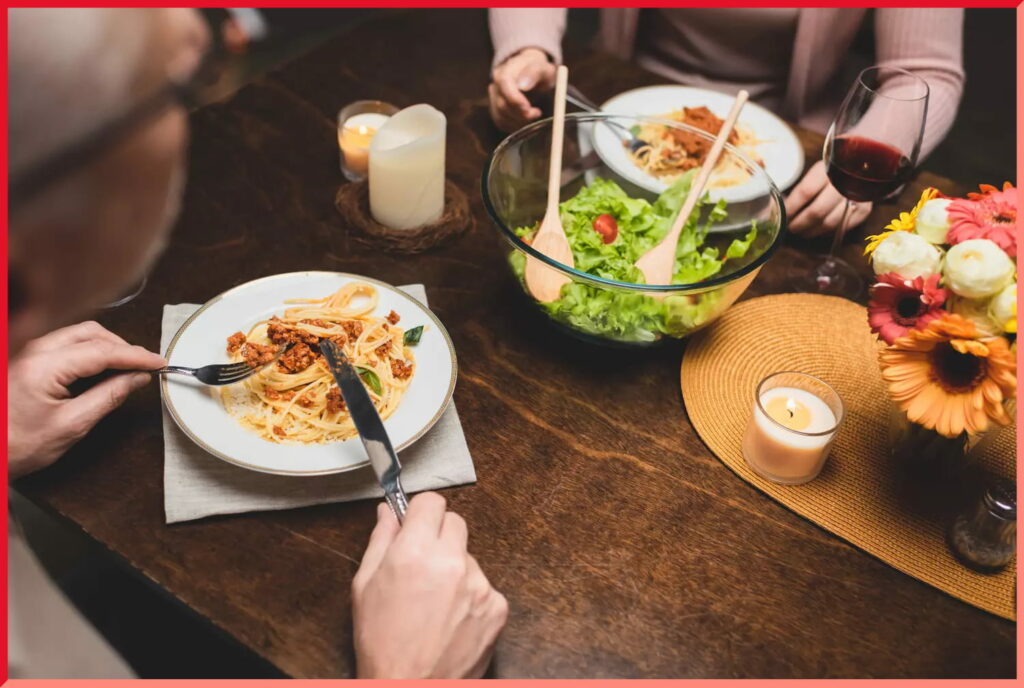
left=482, top=113, right=786, bottom=346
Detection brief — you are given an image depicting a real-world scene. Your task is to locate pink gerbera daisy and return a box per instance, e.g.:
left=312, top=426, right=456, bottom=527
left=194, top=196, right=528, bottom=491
left=868, top=273, right=948, bottom=345
left=946, top=182, right=1017, bottom=255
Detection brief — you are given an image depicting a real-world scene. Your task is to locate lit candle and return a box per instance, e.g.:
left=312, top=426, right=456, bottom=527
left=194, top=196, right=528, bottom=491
left=368, top=104, right=446, bottom=230
left=339, top=112, right=390, bottom=177
left=764, top=395, right=812, bottom=431
left=742, top=374, right=843, bottom=485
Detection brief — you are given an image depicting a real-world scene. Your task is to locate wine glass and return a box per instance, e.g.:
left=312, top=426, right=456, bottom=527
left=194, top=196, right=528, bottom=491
left=789, top=66, right=929, bottom=298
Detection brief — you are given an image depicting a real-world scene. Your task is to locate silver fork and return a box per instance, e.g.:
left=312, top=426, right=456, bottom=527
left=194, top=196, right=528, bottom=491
left=157, top=345, right=288, bottom=386
left=566, top=83, right=647, bottom=152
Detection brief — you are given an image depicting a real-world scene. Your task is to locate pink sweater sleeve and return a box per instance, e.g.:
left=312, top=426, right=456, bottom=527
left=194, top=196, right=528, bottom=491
left=489, top=8, right=568, bottom=69
left=873, top=8, right=965, bottom=159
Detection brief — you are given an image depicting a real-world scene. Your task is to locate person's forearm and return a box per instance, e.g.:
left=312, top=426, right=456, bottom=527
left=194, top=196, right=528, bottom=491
left=489, top=8, right=567, bottom=69
left=874, top=8, right=965, bottom=160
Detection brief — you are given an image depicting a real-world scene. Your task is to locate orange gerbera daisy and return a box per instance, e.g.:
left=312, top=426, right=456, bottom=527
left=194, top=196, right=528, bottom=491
left=879, top=314, right=1016, bottom=438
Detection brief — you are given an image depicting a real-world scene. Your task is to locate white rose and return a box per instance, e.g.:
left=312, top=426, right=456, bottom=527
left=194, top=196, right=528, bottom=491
left=871, top=231, right=942, bottom=279
left=988, top=282, right=1017, bottom=331
left=950, top=296, right=1000, bottom=336
left=943, top=239, right=1015, bottom=299
left=915, top=198, right=953, bottom=244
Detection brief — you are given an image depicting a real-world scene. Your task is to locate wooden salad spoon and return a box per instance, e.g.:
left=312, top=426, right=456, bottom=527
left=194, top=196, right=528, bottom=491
left=633, top=90, right=750, bottom=288
left=525, top=64, right=574, bottom=303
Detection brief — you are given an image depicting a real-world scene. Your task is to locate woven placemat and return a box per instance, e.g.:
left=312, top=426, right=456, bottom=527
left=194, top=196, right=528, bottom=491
left=681, top=293, right=1015, bottom=621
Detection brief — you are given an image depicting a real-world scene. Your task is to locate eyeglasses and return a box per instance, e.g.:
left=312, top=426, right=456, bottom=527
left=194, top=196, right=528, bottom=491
left=9, top=32, right=234, bottom=210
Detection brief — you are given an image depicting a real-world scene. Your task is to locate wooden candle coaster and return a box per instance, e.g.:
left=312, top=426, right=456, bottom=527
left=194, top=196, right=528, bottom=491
left=335, top=179, right=472, bottom=253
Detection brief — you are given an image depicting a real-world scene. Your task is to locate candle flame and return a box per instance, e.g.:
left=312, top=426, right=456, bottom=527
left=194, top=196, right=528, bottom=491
left=357, top=125, right=370, bottom=135
left=785, top=398, right=797, bottom=417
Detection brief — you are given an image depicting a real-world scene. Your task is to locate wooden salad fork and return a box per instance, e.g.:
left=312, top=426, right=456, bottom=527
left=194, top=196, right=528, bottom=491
left=524, top=64, right=574, bottom=303
left=633, top=90, right=749, bottom=289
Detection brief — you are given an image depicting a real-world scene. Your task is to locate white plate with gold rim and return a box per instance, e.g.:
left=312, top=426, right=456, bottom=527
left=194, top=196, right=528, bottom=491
left=161, top=271, right=457, bottom=476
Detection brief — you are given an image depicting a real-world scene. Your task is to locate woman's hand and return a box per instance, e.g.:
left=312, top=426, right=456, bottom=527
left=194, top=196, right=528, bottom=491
left=488, top=47, right=557, bottom=132
left=7, top=321, right=166, bottom=479
left=352, top=493, right=509, bottom=679
left=785, top=160, right=872, bottom=237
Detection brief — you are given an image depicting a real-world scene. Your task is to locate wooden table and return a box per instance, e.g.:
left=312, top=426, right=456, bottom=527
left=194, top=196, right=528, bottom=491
left=18, top=9, right=1013, bottom=679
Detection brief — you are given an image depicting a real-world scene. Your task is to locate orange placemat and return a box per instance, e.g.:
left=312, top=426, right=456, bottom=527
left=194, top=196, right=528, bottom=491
left=681, top=293, right=1015, bottom=620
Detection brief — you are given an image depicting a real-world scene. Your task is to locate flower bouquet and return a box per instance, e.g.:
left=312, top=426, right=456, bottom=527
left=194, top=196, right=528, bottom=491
left=865, top=183, right=1017, bottom=466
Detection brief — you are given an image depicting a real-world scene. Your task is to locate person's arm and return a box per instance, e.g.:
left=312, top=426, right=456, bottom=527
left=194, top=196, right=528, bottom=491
left=487, top=8, right=567, bottom=132
left=874, top=8, right=965, bottom=160
left=352, top=494, right=508, bottom=678
left=788, top=9, right=965, bottom=237
left=489, top=8, right=567, bottom=70
left=8, top=321, right=166, bottom=479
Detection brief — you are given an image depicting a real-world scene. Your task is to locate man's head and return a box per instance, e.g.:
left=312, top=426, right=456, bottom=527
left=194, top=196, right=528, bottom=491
left=8, top=8, right=207, bottom=355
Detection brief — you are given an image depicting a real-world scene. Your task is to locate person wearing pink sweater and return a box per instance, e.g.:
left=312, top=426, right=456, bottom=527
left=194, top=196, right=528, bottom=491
left=488, top=8, right=964, bottom=237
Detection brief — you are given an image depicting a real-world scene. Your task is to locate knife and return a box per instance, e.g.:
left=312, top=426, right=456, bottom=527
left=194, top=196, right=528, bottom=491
left=320, top=339, right=408, bottom=523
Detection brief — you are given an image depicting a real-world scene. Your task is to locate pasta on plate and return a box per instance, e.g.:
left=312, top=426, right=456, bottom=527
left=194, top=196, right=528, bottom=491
left=628, top=105, right=766, bottom=188
left=220, top=282, right=418, bottom=445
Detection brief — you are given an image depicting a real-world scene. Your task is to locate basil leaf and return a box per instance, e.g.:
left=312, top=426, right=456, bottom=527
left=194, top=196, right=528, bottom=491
left=403, top=325, right=424, bottom=346
left=355, top=366, right=382, bottom=395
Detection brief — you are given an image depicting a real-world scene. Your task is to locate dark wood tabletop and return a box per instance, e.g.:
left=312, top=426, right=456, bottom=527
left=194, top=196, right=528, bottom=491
left=17, top=9, right=1013, bottom=679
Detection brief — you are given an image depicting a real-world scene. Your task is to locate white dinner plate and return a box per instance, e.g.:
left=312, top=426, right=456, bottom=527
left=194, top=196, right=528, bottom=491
left=591, top=85, right=804, bottom=203
left=161, top=271, right=457, bottom=476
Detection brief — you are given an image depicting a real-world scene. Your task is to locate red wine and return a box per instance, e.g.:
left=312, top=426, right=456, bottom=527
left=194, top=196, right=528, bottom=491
left=827, top=136, right=912, bottom=202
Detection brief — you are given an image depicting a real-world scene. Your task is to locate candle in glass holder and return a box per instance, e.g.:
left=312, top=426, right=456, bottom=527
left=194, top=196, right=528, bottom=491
left=742, top=372, right=844, bottom=484
left=339, top=113, right=388, bottom=176
left=369, top=103, right=446, bottom=230
left=338, top=101, right=398, bottom=181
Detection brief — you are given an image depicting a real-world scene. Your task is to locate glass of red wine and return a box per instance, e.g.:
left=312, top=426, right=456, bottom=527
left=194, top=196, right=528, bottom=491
left=789, top=66, right=929, bottom=297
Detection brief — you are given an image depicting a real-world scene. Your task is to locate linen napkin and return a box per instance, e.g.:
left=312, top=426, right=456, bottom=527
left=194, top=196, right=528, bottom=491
left=160, top=284, right=476, bottom=524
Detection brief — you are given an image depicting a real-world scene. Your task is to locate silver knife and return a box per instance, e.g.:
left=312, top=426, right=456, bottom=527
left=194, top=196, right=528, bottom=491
left=320, top=339, right=408, bottom=523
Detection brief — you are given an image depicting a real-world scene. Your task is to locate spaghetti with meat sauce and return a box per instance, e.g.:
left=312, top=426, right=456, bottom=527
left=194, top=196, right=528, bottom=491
left=629, top=105, right=766, bottom=187
left=219, top=282, right=417, bottom=445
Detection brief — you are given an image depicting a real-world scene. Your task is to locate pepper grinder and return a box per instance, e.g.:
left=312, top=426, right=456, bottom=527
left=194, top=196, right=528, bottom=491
left=948, top=477, right=1016, bottom=573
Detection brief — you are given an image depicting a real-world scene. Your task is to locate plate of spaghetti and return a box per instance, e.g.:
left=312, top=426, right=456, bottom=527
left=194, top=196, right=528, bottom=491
left=161, top=272, right=457, bottom=476
left=590, top=85, right=804, bottom=203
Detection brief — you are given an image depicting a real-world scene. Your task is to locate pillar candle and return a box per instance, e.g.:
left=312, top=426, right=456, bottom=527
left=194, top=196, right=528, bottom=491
left=368, top=104, right=446, bottom=230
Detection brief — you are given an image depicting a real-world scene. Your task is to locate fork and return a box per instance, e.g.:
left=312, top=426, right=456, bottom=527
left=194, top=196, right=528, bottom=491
left=158, top=345, right=288, bottom=386
left=566, top=83, right=648, bottom=152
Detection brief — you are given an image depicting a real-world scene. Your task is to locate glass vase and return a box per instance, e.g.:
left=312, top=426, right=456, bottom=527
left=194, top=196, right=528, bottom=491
left=888, top=406, right=1007, bottom=475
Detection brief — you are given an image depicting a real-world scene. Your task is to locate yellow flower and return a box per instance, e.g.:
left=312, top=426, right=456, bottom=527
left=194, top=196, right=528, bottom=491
left=865, top=231, right=897, bottom=256
left=1004, top=301, right=1017, bottom=334
left=865, top=187, right=939, bottom=255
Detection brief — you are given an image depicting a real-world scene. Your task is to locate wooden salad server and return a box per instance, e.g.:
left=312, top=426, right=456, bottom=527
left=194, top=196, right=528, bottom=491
left=525, top=64, right=574, bottom=303
left=633, top=90, right=749, bottom=288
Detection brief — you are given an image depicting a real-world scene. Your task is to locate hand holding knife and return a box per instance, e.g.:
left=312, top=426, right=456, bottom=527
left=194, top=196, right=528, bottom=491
left=319, top=339, right=409, bottom=523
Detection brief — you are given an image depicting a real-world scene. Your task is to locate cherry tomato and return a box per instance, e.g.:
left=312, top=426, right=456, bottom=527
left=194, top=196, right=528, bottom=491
left=592, top=213, right=618, bottom=244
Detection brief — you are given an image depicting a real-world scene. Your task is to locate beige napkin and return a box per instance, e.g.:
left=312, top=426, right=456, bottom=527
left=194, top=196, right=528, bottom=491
left=160, top=284, right=475, bottom=524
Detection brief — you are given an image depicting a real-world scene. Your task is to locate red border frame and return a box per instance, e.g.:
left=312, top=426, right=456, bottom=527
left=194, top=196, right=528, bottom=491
left=2, top=3, right=1020, bottom=684
left=3, top=4, right=10, bottom=684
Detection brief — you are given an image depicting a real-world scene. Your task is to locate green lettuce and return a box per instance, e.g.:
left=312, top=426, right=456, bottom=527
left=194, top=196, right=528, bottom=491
left=512, top=174, right=759, bottom=342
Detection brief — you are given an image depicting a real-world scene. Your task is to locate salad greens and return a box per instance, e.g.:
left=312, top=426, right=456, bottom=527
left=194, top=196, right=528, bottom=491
left=510, top=172, right=759, bottom=342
